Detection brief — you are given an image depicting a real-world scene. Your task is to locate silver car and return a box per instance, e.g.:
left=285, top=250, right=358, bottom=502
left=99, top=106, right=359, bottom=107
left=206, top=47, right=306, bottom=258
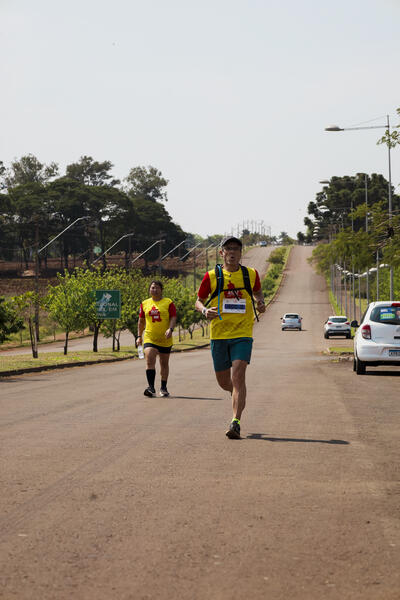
left=324, top=316, right=351, bottom=339
left=281, top=313, right=302, bottom=331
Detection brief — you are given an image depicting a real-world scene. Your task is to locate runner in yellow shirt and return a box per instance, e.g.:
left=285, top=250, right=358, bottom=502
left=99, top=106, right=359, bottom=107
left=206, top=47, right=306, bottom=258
left=137, top=280, right=177, bottom=398
left=195, top=236, right=266, bottom=438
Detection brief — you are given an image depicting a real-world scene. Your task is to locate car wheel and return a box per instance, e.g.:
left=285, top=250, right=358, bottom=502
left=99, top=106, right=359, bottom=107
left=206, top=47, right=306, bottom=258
left=346, top=333, right=351, bottom=339
left=299, top=327, right=302, bottom=331
left=324, top=333, right=329, bottom=339
left=353, top=357, right=356, bottom=372
left=355, top=354, right=366, bottom=375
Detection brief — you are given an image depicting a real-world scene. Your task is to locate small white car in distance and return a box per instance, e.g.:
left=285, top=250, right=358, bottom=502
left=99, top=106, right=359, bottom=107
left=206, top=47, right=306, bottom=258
left=281, top=313, right=302, bottom=331
left=352, top=301, right=400, bottom=374
left=324, top=316, right=351, bottom=339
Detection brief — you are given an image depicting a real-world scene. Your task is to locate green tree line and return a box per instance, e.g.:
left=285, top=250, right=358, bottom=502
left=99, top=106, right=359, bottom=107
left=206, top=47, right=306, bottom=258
left=0, top=155, right=188, bottom=268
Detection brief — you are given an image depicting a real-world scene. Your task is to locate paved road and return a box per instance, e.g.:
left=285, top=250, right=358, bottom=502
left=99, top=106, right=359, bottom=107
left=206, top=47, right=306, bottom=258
left=1, top=246, right=399, bottom=599
left=0, top=246, right=274, bottom=357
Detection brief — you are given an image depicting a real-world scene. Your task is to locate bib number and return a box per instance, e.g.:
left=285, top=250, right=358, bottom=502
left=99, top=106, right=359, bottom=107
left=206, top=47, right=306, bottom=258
left=222, top=298, right=246, bottom=314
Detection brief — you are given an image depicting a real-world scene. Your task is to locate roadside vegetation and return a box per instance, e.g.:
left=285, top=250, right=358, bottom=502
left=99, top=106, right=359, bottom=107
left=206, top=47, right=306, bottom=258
left=0, top=246, right=289, bottom=374
left=261, top=246, right=292, bottom=303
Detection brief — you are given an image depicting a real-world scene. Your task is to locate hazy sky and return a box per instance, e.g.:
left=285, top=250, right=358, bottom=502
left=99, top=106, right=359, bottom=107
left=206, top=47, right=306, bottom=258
left=1, top=0, right=399, bottom=238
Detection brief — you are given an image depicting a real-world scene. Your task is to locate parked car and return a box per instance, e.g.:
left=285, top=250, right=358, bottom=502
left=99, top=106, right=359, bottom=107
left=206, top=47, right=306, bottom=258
left=281, top=313, right=302, bottom=331
left=259, top=241, right=267, bottom=247
left=324, top=316, right=351, bottom=339
left=352, top=301, right=400, bottom=374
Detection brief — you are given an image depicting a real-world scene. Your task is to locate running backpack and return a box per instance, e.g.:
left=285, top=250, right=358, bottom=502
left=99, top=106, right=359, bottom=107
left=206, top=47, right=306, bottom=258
left=205, top=264, right=259, bottom=321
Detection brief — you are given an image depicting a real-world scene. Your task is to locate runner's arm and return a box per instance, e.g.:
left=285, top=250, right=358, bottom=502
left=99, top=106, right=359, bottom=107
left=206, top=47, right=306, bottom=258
left=253, top=271, right=266, bottom=313
left=195, top=297, right=219, bottom=320
left=165, top=303, right=177, bottom=338
left=136, top=304, right=146, bottom=344
left=195, top=272, right=219, bottom=320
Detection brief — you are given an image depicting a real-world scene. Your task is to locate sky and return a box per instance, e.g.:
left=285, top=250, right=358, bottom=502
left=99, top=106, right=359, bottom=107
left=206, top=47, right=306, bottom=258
left=1, top=0, right=400, bottom=239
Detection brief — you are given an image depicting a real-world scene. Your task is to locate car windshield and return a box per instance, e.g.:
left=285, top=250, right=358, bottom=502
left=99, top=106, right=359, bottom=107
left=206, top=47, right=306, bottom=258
left=370, top=305, right=400, bottom=325
left=285, top=314, right=299, bottom=319
left=330, top=317, right=347, bottom=323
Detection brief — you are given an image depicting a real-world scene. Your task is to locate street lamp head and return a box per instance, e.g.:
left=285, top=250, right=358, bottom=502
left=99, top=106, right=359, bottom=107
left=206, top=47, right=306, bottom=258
left=325, top=125, right=344, bottom=131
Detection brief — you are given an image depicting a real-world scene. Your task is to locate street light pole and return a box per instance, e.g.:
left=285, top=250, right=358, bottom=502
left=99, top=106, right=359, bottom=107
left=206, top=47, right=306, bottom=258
left=92, top=233, right=135, bottom=265
left=386, top=114, right=394, bottom=299
left=325, top=115, right=394, bottom=299
left=34, top=216, right=89, bottom=357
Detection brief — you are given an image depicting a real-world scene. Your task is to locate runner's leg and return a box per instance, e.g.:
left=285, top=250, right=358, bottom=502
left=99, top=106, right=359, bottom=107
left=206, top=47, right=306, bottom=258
left=215, top=369, right=233, bottom=393
left=159, top=352, right=170, bottom=385
left=231, top=359, right=247, bottom=420
left=145, top=346, right=158, bottom=389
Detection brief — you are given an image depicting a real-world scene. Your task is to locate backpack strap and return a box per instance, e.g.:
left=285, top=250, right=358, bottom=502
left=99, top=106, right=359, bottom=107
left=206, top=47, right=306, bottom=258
left=240, top=265, right=259, bottom=321
left=205, top=264, right=223, bottom=305
left=204, top=264, right=223, bottom=320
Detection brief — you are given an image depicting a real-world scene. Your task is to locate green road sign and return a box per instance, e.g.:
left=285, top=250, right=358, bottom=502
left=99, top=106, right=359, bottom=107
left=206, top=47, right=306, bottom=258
left=93, top=246, right=102, bottom=255
left=95, top=290, right=121, bottom=319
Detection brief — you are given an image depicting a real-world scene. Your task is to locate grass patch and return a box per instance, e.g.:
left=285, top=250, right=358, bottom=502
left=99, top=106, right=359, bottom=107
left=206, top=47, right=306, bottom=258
left=0, top=349, right=136, bottom=372
left=0, top=328, right=210, bottom=374
left=262, top=246, right=292, bottom=303
left=328, top=346, right=354, bottom=355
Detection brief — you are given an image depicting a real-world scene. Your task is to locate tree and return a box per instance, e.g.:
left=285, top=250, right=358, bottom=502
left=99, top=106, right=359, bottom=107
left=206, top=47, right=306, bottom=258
left=0, top=297, right=24, bottom=344
left=297, top=232, right=305, bottom=244
left=44, top=271, right=88, bottom=354
left=278, top=232, right=294, bottom=245
left=2, top=154, right=58, bottom=189
left=308, top=174, right=399, bottom=241
left=8, top=292, right=38, bottom=356
left=125, top=166, right=168, bottom=203
left=66, top=156, right=120, bottom=187
left=164, top=279, right=200, bottom=339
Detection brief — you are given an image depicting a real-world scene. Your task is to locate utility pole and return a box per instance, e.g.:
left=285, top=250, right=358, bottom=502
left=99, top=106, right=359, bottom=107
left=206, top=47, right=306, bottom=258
left=34, top=218, right=40, bottom=347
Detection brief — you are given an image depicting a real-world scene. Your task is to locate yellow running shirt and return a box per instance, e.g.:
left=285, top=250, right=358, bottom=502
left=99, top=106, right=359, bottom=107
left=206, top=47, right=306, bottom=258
left=198, top=267, right=261, bottom=340
left=139, top=297, right=176, bottom=347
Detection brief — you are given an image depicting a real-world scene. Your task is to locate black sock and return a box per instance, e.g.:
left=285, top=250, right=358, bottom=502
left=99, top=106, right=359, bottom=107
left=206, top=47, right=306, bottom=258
left=161, top=380, right=168, bottom=390
left=146, top=369, right=156, bottom=389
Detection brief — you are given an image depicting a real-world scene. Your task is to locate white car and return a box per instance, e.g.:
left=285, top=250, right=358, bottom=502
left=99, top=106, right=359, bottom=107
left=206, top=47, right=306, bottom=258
left=352, top=301, right=400, bottom=374
left=324, top=315, right=351, bottom=339
left=281, top=313, right=302, bottom=331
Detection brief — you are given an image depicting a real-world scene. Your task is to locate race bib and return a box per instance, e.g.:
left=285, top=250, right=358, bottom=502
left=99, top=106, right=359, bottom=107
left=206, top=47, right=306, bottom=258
left=222, top=298, right=247, bottom=314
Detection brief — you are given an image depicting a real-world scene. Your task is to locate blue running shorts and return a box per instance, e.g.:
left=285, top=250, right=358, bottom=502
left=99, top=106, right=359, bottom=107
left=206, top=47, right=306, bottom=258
left=210, top=337, right=253, bottom=372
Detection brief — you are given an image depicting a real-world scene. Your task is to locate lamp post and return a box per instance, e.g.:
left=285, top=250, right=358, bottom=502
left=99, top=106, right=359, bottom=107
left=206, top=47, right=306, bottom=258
left=325, top=115, right=394, bottom=299
left=318, top=179, right=356, bottom=314
left=92, top=233, right=135, bottom=265
left=34, top=216, right=89, bottom=357
left=130, top=240, right=162, bottom=266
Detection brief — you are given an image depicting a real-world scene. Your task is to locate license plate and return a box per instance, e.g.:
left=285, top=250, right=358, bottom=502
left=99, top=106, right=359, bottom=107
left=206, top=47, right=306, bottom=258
left=335, top=326, right=342, bottom=329
left=389, top=349, right=400, bottom=357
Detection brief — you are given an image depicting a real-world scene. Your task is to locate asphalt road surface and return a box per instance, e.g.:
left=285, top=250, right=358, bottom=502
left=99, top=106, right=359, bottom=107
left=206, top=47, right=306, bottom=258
left=1, top=246, right=399, bottom=600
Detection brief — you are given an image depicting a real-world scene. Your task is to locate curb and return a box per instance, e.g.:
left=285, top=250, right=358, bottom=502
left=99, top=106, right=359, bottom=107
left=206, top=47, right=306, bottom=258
left=0, top=341, right=211, bottom=378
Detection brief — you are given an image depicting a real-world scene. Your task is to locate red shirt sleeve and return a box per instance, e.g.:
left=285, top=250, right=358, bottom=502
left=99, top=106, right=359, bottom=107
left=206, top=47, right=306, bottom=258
left=139, top=303, right=145, bottom=318
left=253, top=270, right=261, bottom=292
left=168, top=302, right=177, bottom=317
left=197, top=272, right=211, bottom=299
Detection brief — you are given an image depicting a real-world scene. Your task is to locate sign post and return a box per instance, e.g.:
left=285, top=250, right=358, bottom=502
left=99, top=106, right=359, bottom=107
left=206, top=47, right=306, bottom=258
left=95, top=290, right=121, bottom=319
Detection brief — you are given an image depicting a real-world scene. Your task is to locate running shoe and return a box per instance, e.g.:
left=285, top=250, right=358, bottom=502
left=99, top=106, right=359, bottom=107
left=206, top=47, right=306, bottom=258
left=159, top=388, right=170, bottom=397
left=226, top=420, right=241, bottom=439
left=143, top=386, right=156, bottom=397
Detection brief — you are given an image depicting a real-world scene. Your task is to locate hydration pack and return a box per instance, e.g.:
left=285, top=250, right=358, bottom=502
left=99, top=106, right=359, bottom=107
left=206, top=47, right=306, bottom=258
left=205, top=264, right=259, bottom=321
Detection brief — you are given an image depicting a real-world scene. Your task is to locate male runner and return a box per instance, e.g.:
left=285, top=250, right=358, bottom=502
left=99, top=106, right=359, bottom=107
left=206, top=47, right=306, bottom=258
left=195, top=236, right=266, bottom=439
